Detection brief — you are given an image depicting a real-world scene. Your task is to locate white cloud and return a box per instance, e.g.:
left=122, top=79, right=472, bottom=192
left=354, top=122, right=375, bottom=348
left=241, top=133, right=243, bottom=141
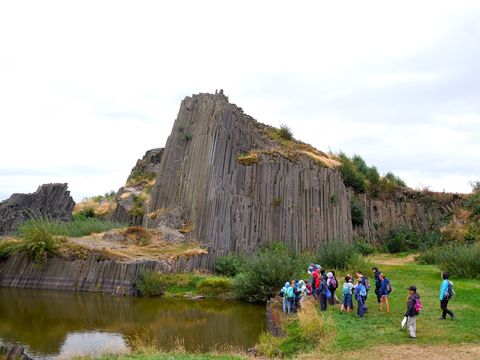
left=1, top=0, right=479, bottom=200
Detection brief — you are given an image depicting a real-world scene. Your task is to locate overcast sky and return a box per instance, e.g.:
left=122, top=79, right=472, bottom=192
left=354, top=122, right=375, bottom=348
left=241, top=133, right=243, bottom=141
left=1, top=1, right=479, bottom=201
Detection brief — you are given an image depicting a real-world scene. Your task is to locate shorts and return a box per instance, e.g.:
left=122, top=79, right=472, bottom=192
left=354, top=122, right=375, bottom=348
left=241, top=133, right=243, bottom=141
left=342, top=293, right=353, bottom=308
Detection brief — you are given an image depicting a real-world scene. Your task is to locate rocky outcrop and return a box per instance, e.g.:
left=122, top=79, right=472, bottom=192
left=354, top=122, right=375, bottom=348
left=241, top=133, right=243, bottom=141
left=0, top=183, right=75, bottom=236
left=140, top=92, right=459, bottom=254
left=0, top=252, right=211, bottom=295
left=111, top=148, right=164, bottom=225
left=0, top=344, right=32, bottom=360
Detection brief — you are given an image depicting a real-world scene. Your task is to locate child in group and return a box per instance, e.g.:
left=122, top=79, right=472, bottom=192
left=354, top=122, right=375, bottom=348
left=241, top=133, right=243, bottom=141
left=404, top=285, right=421, bottom=339
left=327, top=271, right=339, bottom=305
left=340, top=275, right=355, bottom=313
left=280, top=282, right=291, bottom=314
left=379, top=273, right=391, bottom=313
left=354, top=279, right=367, bottom=318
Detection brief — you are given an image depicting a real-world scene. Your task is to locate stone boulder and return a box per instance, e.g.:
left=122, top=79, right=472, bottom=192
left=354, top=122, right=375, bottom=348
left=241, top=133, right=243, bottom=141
left=0, top=183, right=75, bottom=235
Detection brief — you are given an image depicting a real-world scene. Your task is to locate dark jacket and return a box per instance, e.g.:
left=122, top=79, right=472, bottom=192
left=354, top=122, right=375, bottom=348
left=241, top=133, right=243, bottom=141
left=318, top=278, right=328, bottom=296
left=374, top=270, right=381, bottom=286
left=405, top=293, right=420, bottom=317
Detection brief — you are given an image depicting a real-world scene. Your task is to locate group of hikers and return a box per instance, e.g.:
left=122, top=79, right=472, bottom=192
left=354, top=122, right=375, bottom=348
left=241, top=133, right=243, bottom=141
left=280, top=265, right=456, bottom=339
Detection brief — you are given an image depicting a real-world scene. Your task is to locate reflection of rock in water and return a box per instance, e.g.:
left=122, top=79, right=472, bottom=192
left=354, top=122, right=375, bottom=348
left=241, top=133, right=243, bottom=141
left=56, top=332, right=128, bottom=359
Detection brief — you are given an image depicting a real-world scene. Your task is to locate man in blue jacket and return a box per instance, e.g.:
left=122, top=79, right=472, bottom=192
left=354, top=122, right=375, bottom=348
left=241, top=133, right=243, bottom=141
left=439, top=272, right=455, bottom=320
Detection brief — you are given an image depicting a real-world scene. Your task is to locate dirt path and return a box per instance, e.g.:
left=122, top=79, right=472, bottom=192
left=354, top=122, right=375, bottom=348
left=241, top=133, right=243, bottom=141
left=369, top=253, right=417, bottom=266
left=299, top=344, right=480, bottom=360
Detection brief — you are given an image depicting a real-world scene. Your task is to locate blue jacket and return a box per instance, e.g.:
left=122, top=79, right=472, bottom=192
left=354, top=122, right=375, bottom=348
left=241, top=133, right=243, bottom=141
left=354, top=285, right=365, bottom=302
left=380, top=278, right=390, bottom=296
left=440, top=279, right=449, bottom=300
left=318, top=279, right=328, bottom=295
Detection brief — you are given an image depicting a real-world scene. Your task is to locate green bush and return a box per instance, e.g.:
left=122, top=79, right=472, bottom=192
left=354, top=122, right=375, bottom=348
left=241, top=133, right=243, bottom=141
left=233, top=243, right=305, bottom=303
left=353, top=239, right=377, bottom=255
left=17, top=215, right=60, bottom=264
left=136, top=269, right=165, bottom=296
left=196, top=277, right=233, bottom=295
left=315, top=240, right=369, bottom=271
left=417, top=243, right=480, bottom=279
left=73, top=207, right=96, bottom=219
left=351, top=201, right=364, bottom=226
left=384, top=227, right=418, bottom=253
left=214, top=254, right=245, bottom=277
left=278, top=124, right=293, bottom=141
left=338, top=153, right=366, bottom=193
left=0, top=239, right=20, bottom=260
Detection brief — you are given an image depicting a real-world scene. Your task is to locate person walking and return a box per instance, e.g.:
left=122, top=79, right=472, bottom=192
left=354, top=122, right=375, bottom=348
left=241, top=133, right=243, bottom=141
left=280, top=282, right=291, bottom=314
left=372, top=267, right=382, bottom=303
left=439, top=272, right=455, bottom=320
left=318, top=275, right=328, bottom=311
left=327, top=272, right=338, bottom=305
left=354, top=279, right=367, bottom=318
left=379, top=273, right=391, bottom=313
left=340, top=275, right=355, bottom=313
left=404, top=285, right=421, bottom=338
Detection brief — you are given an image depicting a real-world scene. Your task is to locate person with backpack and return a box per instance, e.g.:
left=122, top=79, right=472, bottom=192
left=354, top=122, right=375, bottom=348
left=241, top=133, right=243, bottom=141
left=280, top=282, right=291, bottom=314
left=318, top=275, right=328, bottom=311
left=285, top=280, right=296, bottom=314
left=372, top=266, right=382, bottom=303
left=354, top=279, right=367, bottom=318
left=439, top=272, right=455, bottom=320
left=312, top=269, right=320, bottom=299
left=327, top=272, right=338, bottom=305
left=356, top=271, right=369, bottom=311
left=340, top=275, right=355, bottom=313
left=404, top=285, right=421, bottom=338
left=379, top=273, right=391, bottom=313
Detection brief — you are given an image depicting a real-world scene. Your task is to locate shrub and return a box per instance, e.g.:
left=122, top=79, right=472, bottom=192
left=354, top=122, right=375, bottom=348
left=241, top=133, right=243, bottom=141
left=17, top=215, right=60, bottom=264
left=0, top=238, right=21, bottom=260
left=136, top=269, right=165, bottom=296
left=417, top=243, right=480, bottom=279
left=278, top=124, right=293, bottom=141
left=351, top=201, right=364, bottom=226
left=257, top=332, right=281, bottom=358
left=384, top=227, right=418, bottom=253
left=279, top=299, right=335, bottom=357
left=338, top=154, right=366, bottom=193
left=196, top=277, right=233, bottom=295
left=315, top=240, right=369, bottom=271
left=214, top=254, right=245, bottom=277
left=353, top=239, right=377, bottom=255
left=233, top=243, right=305, bottom=303
left=73, top=207, right=96, bottom=219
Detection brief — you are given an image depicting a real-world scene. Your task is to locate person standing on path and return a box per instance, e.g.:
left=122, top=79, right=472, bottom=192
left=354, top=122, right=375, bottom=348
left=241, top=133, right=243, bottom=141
left=439, top=272, right=455, bottom=320
left=318, top=275, right=328, bottom=311
left=372, top=267, right=382, bottom=303
left=404, top=285, right=421, bottom=338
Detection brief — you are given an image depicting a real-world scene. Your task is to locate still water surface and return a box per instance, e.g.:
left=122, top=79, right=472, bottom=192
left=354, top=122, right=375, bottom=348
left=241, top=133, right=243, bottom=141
left=0, top=288, right=266, bottom=359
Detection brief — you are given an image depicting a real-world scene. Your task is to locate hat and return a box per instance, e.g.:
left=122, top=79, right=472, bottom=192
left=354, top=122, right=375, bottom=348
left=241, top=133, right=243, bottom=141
left=408, top=285, right=417, bottom=292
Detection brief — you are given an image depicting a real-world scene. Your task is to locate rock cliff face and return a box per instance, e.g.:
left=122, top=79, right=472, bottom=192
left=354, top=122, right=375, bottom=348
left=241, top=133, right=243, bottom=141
left=0, top=252, right=210, bottom=295
left=112, top=148, right=164, bottom=225
left=0, top=183, right=75, bottom=235
left=142, top=92, right=459, bottom=255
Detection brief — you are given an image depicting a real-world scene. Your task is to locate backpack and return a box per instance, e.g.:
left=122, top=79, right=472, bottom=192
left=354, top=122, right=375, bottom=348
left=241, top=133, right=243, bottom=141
left=326, top=288, right=332, bottom=299
left=286, top=286, right=295, bottom=299
left=414, top=297, right=423, bottom=314
left=363, top=277, right=371, bottom=291
left=342, top=283, right=351, bottom=295
left=387, top=281, right=393, bottom=294
left=330, top=277, right=338, bottom=289
left=447, top=281, right=455, bottom=299
left=359, top=284, right=367, bottom=297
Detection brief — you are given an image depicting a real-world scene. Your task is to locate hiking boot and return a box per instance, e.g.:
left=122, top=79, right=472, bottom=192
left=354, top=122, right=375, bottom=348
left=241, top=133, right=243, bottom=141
left=451, top=314, right=456, bottom=320
left=439, top=317, right=446, bottom=320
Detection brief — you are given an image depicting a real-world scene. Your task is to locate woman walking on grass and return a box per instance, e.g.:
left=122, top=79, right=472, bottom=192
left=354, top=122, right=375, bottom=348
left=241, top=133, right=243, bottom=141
left=439, top=272, right=455, bottom=320
left=379, top=273, right=390, bottom=313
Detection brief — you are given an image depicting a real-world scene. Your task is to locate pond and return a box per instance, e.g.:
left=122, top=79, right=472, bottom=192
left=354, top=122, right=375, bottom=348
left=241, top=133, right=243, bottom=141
left=0, top=288, right=266, bottom=359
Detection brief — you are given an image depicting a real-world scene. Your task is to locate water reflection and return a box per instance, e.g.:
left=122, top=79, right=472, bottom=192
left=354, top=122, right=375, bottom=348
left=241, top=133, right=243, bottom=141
left=0, top=288, right=266, bottom=358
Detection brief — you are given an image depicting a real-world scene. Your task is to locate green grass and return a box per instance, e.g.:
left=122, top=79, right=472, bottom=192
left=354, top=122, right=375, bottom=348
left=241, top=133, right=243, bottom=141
left=320, top=255, right=480, bottom=354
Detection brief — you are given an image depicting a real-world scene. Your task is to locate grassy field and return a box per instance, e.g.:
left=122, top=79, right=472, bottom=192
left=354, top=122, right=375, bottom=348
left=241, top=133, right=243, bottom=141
left=323, top=253, right=480, bottom=352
